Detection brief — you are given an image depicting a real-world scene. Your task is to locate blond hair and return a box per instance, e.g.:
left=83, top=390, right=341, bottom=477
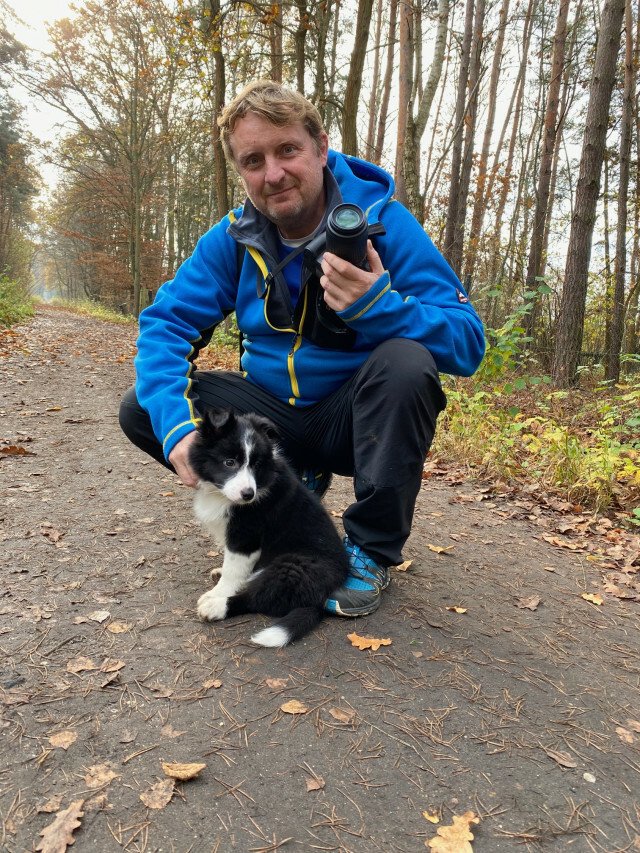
left=217, top=80, right=326, bottom=162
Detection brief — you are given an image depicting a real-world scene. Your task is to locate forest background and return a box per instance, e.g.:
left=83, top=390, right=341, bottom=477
left=0, top=0, right=639, bottom=524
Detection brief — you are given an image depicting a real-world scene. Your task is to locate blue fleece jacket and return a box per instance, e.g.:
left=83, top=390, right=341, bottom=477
left=135, top=150, right=485, bottom=460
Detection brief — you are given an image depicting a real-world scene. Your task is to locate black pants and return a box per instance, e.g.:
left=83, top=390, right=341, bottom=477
left=119, top=338, right=446, bottom=566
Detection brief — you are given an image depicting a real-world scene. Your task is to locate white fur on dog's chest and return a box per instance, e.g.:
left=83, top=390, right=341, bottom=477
left=193, top=484, right=230, bottom=546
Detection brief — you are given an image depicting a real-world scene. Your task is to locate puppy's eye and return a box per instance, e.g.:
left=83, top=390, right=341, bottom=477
left=224, top=459, right=237, bottom=468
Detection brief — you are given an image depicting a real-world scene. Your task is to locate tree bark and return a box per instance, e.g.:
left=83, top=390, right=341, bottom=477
left=552, top=0, right=626, bottom=387
left=373, top=0, right=398, bottom=164
left=524, top=0, right=570, bottom=338
left=342, top=0, right=376, bottom=154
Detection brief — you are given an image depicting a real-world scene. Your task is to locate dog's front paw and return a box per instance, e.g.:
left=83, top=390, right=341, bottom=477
left=197, top=588, right=228, bottom=621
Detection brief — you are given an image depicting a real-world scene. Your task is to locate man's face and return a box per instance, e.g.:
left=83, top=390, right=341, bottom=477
left=229, top=112, right=329, bottom=240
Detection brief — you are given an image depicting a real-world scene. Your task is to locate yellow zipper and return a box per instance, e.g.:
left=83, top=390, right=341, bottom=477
left=287, top=287, right=309, bottom=404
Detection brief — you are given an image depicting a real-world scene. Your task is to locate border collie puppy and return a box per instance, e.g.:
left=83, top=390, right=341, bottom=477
left=189, top=409, right=348, bottom=648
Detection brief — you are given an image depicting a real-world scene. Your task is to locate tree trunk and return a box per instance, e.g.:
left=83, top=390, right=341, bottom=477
left=552, top=0, right=626, bottom=387
left=524, top=0, right=570, bottom=338
left=293, top=0, right=308, bottom=95
left=373, top=0, right=398, bottom=163
left=342, top=0, right=376, bottom=154
left=605, top=0, right=633, bottom=379
left=269, top=1, right=283, bottom=82
left=464, top=0, right=509, bottom=283
left=206, top=0, right=229, bottom=220
left=365, top=0, right=384, bottom=160
left=394, top=0, right=414, bottom=205
left=443, top=0, right=474, bottom=273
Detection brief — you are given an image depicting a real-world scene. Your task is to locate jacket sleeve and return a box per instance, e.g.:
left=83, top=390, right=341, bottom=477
left=134, top=216, right=239, bottom=460
left=336, top=200, right=485, bottom=376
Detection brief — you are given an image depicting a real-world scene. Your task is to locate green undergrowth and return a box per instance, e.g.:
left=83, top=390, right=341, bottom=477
left=435, top=287, right=640, bottom=525
left=0, top=274, right=35, bottom=327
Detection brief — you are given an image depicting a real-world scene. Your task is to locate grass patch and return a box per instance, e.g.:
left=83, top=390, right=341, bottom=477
left=0, top=275, right=35, bottom=327
left=42, top=297, right=136, bottom=325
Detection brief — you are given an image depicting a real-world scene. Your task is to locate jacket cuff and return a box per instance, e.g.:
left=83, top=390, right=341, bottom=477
left=337, top=271, right=391, bottom=323
left=162, top=418, right=201, bottom=461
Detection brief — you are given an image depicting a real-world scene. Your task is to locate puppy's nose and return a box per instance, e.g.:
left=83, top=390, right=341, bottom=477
left=240, top=488, right=255, bottom=502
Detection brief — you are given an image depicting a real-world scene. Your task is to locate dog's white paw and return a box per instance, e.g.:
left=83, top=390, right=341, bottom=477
left=210, top=567, right=222, bottom=581
left=197, top=588, right=228, bottom=621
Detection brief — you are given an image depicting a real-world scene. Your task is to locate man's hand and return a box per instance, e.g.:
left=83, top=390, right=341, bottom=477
left=320, top=241, right=385, bottom=312
left=168, top=431, right=200, bottom=488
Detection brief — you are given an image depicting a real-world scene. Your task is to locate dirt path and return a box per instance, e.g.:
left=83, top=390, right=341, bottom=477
left=1, top=307, right=639, bottom=853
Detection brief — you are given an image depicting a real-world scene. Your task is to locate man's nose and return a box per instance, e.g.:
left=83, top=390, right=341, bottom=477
left=264, top=158, right=285, bottom=185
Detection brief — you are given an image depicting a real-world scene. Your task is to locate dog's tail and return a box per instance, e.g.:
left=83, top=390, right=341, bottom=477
left=251, top=607, right=324, bottom=648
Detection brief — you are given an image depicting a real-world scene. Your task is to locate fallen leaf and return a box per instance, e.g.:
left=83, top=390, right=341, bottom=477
left=161, top=762, right=206, bottom=781
left=160, top=491, right=175, bottom=497
left=37, top=795, right=64, bottom=814
left=616, top=726, right=636, bottom=744
left=394, top=559, right=413, bottom=572
left=106, top=621, right=132, bottom=634
left=0, top=444, right=36, bottom=456
left=36, top=799, right=84, bottom=853
left=84, top=764, right=119, bottom=789
left=423, top=811, right=440, bottom=824
left=86, top=610, right=110, bottom=623
left=66, top=657, right=97, bottom=674
left=328, top=707, right=356, bottom=725
left=626, top=719, right=640, bottom=733
left=581, top=593, right=603, bottom=606
left=347, top=632, right=392, bottom=651
left=428, top=544, right=455, bottom=554
left=544, top=748, right=577, bottom=768
left=541, top=533, right=584, bottom=551
left=161, top=724, right=186, bottom=739
left=305, top=776, right=325, bottom=791
left=445, top=606, right=467, bottom=614
left=516, top=595, right=541, bottom=611
left=265, top=677, right=288, bottom=689
left=543, top=566, right=557, bottom=572
left=100, top=658, right=125, bottom=673
left=202, top=678, right=222, bottom=689
left=280, top=699, right=309, bottom=715
left=140, top=778, right=174, bottom=809
left=427, top=810, right=479, bottom=851
left=48, top=730, right=78, bottom=750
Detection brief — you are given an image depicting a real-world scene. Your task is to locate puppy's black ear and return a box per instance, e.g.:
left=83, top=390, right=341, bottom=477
left=200, top=408, right=235, bottom=437
left=247, top=414, right=279, bottom=442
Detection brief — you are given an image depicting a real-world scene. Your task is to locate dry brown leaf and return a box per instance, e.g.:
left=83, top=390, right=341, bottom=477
left=106, top=621, right=131, bottom=634
left=423, top=811, right=440, bottom=824
left=0, top=444, right=36, bottom=456
left=86, top=610, right=110, bottom=623
left=305, top=776, right=325, bottom=791
left=84, top=764, right=119, bottom=789
left=428, top=544, right=455, bottom=554
left=66, top=657, right=97, bottom=674
left=328, top=707, right=356, bottom=725
left=581, top=593, right=604, bottom=606
left=161, top=724, right=186, bottom=739
left=626, top=719, right=640, bottom=733
left=347, top=632, right=392, bottom=651
left=161, top=762, right=206, bottom=781
left=37, top=795, right=64, bottom=814
left=100, top=658, right=125, bottom=673
left=36, top=799, right=84, bottom=853
left=426, top=810, right=479, bottom=851
left=544, top=748, right=577, bottom=768
left=445, top=606, right=467, bottom=614
left=202, top=678, right=222, bottom=689
left=541, top=533, right=583, bottom=551
left=616, top=726, right=636, bottom=744
left=265, top=677, right=288, bottom=689
left=394, top=559, right=413, bottom=572
left=140, top=778, right=174, bottom=809
left=280, top=699, right=309, bottom=715
left=49, top=730, right=78, bottom=750
left=516, top=595, right=541, bottom=611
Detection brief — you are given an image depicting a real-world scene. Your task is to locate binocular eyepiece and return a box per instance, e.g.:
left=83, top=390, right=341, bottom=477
left=325, top=203, right=369, bottom=270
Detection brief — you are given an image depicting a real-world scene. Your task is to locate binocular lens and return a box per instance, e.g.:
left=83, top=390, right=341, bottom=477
left=333, top=207, right=363, bottom=231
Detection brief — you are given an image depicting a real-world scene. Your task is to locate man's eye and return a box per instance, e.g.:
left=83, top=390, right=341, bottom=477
left=224, top=459, right=237, bottom=468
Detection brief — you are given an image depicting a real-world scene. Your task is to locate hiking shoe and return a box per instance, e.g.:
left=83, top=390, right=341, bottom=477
left=325, top=536, right=391, bottom=617
left=301, top=468, right=332, bottom=499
